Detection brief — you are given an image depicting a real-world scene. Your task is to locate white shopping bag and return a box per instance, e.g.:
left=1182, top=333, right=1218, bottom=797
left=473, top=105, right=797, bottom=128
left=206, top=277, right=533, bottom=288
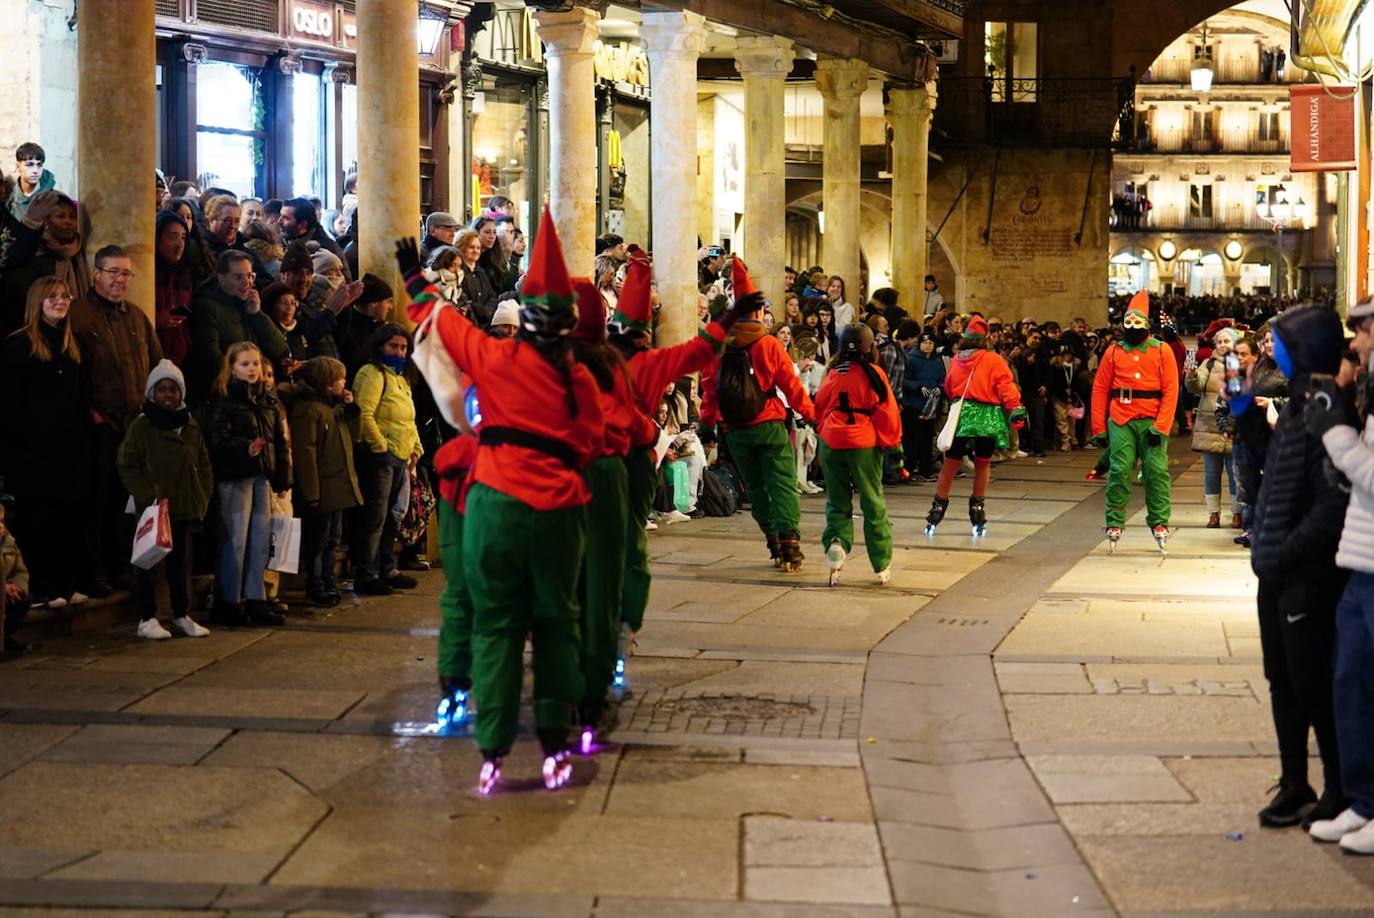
left=267, top=515, right=302, bottom=574
left=131, top=499, right=173, bottom=570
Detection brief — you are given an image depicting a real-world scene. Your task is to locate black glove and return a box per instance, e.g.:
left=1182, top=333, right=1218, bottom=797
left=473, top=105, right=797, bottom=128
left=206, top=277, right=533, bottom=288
left=395, top=237, right=422, bottom=279
left=1305, top=381, right=1356, bottom=440
left=699, top=424, right=717, bottom=445
left=1146, top=429, right=1164, bottom=447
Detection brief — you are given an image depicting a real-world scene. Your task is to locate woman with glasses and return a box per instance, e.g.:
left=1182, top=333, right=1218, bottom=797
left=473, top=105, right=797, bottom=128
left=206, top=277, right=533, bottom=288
left=0, top=276, right=98, bottom=608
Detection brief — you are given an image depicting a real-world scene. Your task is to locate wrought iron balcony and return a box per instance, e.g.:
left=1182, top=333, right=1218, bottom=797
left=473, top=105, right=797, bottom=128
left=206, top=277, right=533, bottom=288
left=1142, top=57, right=1292, bottom=86
left=935, top=74, right=1137, bottom=148
left=1127, top=126, right=1290, bottom=155
left=1110, top=206, right=1293, bottom=233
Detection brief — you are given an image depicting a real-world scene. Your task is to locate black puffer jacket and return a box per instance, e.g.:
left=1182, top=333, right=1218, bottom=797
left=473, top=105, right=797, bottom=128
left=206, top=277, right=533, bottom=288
left=203, top=379, right=292, bottom=491
left=1251, top=306, right=1348, bottom=582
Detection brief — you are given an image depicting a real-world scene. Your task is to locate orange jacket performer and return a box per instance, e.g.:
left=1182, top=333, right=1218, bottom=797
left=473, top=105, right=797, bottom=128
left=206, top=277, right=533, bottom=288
left=813, top=323, right=902, bottom=585
left=1090, top=292, right=1178, bottom=539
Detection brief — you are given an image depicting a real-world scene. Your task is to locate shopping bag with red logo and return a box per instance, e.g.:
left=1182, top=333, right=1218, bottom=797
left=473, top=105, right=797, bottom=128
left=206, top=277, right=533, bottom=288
left=131, top=498, right=173, bottom=569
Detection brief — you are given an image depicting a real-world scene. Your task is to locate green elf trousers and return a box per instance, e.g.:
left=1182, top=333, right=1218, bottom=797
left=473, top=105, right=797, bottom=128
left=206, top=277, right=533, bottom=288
left=436, top=499, right=473, bottom=685
left=725, top=420, right=802, bottom=537
left=621, top=447, right=656, bottom=632
left=1105, top=417, right=1172, bottom=528
left=579, top=456, right=628, bottom=708
left=819, top=443, right=894, bottom=572
left=463, top=483, right=587, bottom=756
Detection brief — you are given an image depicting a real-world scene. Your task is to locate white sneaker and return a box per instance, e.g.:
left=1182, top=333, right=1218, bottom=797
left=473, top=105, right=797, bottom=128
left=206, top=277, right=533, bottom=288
left=137, top=618, right=173, bottom=641
left=1339, top=818, right=1374, bottom=855
left=1311, top=807, right=1370, bottom=842
left=1014, top=450, right=1029, bottom=459
left=171, top=616, right=210, bottom=638
left=804, top=481, right=823, bottom=494
left=47, top=596, right=68, bottom=609
left=67, top=592, right=89, bottom=605
left=645, top=519, right=659, bottom=531
left=662, top=510, right=691, bottom=525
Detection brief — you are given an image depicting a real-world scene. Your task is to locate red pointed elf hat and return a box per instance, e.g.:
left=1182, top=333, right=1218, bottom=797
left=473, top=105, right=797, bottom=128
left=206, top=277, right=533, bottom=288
left=571, top=277, right=607, bottom=342
left=522, top=205, right=575, bottom=309
left=1125, top=289, right=1150, bottom=323
left=612, top=247, right=653, bottom=332
left=731, top=255, right=760, bottom=301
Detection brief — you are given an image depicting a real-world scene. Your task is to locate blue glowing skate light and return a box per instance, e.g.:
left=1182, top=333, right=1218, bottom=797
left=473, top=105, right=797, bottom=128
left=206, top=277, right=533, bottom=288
left=465, top=387, right=482, bottom=428
left=613, top=657, right=626, bottom=687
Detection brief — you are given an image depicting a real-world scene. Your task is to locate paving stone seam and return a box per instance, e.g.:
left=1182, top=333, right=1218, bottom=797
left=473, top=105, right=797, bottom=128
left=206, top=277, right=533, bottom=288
left=856, top=451, right=1195, bottom=914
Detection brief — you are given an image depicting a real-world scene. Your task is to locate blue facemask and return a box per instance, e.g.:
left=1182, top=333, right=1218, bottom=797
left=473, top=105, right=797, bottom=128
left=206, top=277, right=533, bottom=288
left=382, top=354, right=407, bottom=374
left=1271, top=330, right=1293, bottom=378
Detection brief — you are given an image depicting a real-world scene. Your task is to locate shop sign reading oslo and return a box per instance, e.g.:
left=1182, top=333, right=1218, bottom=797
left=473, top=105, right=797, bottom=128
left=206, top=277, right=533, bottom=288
left=290, top=0, right=336, bottom=43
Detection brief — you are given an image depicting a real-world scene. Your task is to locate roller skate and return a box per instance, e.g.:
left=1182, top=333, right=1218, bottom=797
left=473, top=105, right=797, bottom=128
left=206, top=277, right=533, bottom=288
left=612, top=622, right=636, bottom=692
left=434, top=678, right=471, bottom=730
left=777, top=533, right=804, bottom=573
left=1105, top=526, right=1122, bottom=553
left=924, top=496, right=949, bottom=536
left=542, top=750, right=573, bottom=789
left=876, top=568, right=891, bottom=586
left=766, top=534, right=782, bottom=568
left=477, top=757, right=502, bottom=795
left=1152, top=525, right=1170, bottom=556
left=969, top=497, right=988, bottom=538
left=826, top=543, right=846, bottom=587
left=578, top=701, right=603, bottom=755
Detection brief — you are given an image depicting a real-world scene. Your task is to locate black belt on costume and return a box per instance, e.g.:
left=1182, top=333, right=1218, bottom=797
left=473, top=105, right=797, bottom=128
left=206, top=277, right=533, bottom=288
left=479, top=426, right=579, bottom=468
left=1109, top=388, right=1162, bottom=401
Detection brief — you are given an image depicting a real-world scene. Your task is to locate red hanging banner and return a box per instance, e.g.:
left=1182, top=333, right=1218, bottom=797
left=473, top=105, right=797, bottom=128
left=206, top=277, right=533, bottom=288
left=1291, top=85, right=1358, bottom=172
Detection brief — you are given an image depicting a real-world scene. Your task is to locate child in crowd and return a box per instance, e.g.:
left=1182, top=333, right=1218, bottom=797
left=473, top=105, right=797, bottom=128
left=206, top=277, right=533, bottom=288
left=258, top=360, right=294, bottom=613
left=0, top=504, right=32, bottom=656
left=288, top=356, right=362, bottom=607
left=117, top=360, right=215, bottom=640
left=205, top=342, right=292, bottom=627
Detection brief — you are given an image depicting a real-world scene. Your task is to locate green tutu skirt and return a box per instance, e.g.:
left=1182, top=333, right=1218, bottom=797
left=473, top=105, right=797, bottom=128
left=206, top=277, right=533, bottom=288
left=953, top=399, right=1011, bottom=450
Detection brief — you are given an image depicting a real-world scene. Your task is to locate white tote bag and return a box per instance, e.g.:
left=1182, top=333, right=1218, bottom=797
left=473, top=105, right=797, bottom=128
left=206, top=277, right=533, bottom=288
left=411, top=299, right=469, bottom=432
left=267, top=515, right=302, bottom=575
left=130, top=499, right=173, bottom=570
left=936, top=363, right=976, bottom=453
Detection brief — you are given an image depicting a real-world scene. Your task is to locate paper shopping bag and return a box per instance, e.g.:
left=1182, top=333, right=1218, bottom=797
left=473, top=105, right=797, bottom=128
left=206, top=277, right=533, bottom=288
left=131, top=499, right=173, bottom=569
left=268, top=515, right=302, bottom=574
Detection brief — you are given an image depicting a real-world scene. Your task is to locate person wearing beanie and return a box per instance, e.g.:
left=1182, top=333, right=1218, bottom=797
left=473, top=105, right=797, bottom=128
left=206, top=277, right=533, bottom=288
left=1245, top=305, right=1350, bottom=833
left=901, top=331, right=947, bottom=481
left=1089, top=290, right=1178, bottom=550
left=814, top=324, right=902, bottom=586
left=701, top=256, right=815, bottom=571
left=116, top=359, right=214, bottom=640
left=489, top=298, right=520, bottom=338
left=925, top=315, right=1027, bottom=536
left=606, top=245, right=736, bottom=677
left=396, top=206, right=605, bottom=795
left=327, top=272, right=393, bottom=379
left=567, top=278, right=657, bottom=748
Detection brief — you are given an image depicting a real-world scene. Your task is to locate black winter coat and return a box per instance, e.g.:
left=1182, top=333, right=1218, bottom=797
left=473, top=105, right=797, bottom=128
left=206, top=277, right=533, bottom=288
left=1251, top=306, right=1348, bottom=583
left=204, top=379, right=292, bottom=491
left=0, top=322, right=93, bottom=502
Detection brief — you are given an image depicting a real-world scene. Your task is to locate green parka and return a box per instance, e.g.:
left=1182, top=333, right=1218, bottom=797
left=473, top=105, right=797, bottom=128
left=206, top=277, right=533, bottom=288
left=116, top=407, right=215, bottom=522
left=286, top=383, right=363, bottom=513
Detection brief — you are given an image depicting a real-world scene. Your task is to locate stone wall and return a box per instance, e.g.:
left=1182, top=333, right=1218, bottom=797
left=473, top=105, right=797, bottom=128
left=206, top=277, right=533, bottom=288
left=0, top=1, right=78, bottom=191
left=927, top=147, right=1112, bottom=327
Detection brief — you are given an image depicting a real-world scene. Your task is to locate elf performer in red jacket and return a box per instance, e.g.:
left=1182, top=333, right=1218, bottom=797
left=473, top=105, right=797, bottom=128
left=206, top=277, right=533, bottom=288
left=924, top=316, right=1026, bottom=536
left=814, top=324, right=903, bottom=586
left=397, top=208, right=605, bottom=796
left=1090, top=291, right=1178, bottom=552
left=608, top=247, right=734, bottom=678
left=700, top=258, right=815, bottom=571
left=568, top=278, right=659, bottom=751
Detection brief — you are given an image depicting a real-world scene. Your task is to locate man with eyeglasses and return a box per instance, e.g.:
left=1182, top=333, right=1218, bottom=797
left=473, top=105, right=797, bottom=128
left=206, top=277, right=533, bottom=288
left=70, top=244, right=163, bottom=593
left=6, top=142, right=56, bottom=224
left=0, top=189, right=90, bottom=338
left=187, top=250, right=288, bottom=405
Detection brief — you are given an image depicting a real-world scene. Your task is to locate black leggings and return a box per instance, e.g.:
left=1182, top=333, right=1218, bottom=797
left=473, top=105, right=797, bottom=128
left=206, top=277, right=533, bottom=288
left=1257, top=576, right=1347, bottom=792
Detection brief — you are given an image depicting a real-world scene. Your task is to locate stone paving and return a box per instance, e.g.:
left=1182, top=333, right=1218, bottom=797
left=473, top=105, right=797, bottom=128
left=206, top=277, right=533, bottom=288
left=3, top=447, right=1374, bottom=915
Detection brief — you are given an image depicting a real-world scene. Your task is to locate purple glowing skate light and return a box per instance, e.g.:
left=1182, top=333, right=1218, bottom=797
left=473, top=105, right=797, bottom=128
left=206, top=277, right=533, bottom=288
left=580, top=727, right=595, bottom=755
left=543, top=754, right=572, bottom=790
left=478, top=761, right=500, bottom=796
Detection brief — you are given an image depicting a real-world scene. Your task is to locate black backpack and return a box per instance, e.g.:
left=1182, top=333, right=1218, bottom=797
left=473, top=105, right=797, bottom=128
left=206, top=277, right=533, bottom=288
left=700, top=466, right=740, bottom=517
left=717, top=342, right=772, bottom=426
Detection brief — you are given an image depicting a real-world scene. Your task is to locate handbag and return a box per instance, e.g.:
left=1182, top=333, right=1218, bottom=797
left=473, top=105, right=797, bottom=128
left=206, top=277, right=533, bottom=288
left=1067, top=393, right=1086, bottom=420
left=936, top=360, right=976, bottom=453
left=267, top=515, right=302, bottom=574
left=411, top=299, right=468, bottom=431
left=131, top=499, right=173, bottom=570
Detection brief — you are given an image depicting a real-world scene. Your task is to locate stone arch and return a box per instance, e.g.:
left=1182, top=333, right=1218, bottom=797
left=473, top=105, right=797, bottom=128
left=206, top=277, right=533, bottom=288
left=1112, top=1, right=1292, bottom=79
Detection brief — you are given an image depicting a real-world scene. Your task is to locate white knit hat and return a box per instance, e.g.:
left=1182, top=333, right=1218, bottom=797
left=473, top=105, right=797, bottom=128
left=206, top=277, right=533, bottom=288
left=145, top=359, right=186, bottom=405
left=490, top=298, right=520, bottom=329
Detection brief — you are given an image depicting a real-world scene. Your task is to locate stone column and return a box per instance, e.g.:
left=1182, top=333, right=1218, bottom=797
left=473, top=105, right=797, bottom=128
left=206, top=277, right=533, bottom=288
left=888, top=82, right=937, bottom=311
left=78, top=0, right=157, bottom=317
left=642, top=10, right=706, bottom=346
left=357, top=0, right=420, bottom=321
left=734, top=36, right=795, bottom=298
left=532, top=6, right=600, bottom=274
left=815, top=58, right=870, bottom=303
